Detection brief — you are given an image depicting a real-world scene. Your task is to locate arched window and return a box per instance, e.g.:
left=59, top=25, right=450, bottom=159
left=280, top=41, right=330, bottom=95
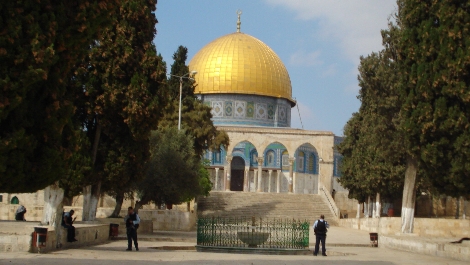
left=308, top=153, right=317, bottom=174
left=212, top=150, right=222, bottom=164
left=250, top=150, right=258, bottom=167
left=265, top=150, right=275, bottom=167
left=11, top=196, right=19, bottom=204
left=281, top=150, right=289, bottom=171
left=297, top=151, right=305, bottom=172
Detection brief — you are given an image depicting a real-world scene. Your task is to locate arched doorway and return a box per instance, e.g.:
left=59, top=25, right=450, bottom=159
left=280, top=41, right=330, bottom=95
left=230, top=156, right=245, bottom=191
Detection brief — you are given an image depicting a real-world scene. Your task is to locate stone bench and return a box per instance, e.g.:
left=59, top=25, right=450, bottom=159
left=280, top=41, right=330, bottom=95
left=31, top=224, right=109, bottom=253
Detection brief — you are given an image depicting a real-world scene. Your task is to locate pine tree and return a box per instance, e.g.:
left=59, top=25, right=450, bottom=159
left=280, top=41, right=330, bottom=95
left=397, top=0, right=470, bottom=232
left=338, top=24, right=405, bottom=208
left=134, top=127, right=212, bottom=211
left=0, top=0, right=119, bottom=193
left=70, top=0, right=167, bottom=220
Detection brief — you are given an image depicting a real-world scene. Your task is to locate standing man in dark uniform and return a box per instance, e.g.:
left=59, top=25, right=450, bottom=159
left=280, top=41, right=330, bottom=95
left=124, top=207, right=140, bottom=251
left=313, top=214, right=329, bottom=256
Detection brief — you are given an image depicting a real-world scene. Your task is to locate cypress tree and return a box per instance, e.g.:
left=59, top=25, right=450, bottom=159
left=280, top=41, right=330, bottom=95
left=0, top=1, right=119, bottom=193
left=397, top=0, right=470, bottom=232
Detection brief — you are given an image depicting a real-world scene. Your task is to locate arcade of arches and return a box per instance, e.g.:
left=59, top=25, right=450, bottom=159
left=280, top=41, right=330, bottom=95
left=204, top=126, right=340, bottom=194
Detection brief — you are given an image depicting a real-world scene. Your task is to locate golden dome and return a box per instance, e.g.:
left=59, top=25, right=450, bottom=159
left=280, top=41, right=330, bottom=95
left=189, top=32, right=293, bottom=104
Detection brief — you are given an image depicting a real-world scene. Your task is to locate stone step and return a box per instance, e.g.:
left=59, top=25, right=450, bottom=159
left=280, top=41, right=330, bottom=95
left=197, top=191, right=336, bottom=224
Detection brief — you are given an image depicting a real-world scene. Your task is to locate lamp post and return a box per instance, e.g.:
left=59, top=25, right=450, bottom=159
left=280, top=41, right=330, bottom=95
left=170, top=71, right=197, bottom=130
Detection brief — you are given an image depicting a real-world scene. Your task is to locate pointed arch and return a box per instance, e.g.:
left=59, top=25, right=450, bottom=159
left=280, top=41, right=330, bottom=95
left=295, top=143, right=319, bottom=174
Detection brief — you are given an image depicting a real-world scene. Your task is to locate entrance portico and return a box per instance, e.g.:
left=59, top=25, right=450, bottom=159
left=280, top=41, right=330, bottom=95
left=209, top=126, right=336, bottom=195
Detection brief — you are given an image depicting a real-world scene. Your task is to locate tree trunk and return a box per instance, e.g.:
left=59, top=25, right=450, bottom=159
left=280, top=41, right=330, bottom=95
left=401, top=155, right=418, bottom=233
left=463, top=198, right=467, bottom=219
left=42, top=182, right=65, bottom=248
left=62, top=196, right=73, bottom=206
left=82, top=182, right=101, bottom=221
left=455, top=197, right=460, bottom=219
left=42, top=182, right=65, bottom=226
left=375, top=193, right=381, bottom=218
left=82, top=118, right=102, bottom=222
left=372, top=196, right=376, bottom=218
left=356, top=203, right=361, bottom=218
left=134, top=199, right=149, bottom=214
left=111, top=192, right=124, bottom=217
left=364, top=198, right=369, bottom=218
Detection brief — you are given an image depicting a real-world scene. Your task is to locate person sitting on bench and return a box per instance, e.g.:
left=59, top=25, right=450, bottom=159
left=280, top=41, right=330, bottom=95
left=15, top=205, right=27, bottom=221
left=62, top=209, right=78, bottom=242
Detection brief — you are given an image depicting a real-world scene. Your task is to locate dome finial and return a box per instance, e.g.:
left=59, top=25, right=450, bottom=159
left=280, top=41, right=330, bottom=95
left=236, top=9, right=242, bottom=32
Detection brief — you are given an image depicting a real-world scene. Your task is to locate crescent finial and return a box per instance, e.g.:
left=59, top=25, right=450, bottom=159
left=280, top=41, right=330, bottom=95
left=236, top=9, right=242, bottom=32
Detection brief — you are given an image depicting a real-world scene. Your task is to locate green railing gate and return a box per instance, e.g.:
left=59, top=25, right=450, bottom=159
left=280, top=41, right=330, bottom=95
left=197, top=216, right=309, bottom=249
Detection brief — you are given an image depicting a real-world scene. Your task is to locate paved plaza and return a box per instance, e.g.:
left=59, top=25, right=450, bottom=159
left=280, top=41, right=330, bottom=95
left=1, top=226, right=468, bottom=265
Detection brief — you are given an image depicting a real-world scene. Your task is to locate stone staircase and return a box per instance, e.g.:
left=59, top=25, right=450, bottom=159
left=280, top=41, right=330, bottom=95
left=197, top=191, right=337, bottom=225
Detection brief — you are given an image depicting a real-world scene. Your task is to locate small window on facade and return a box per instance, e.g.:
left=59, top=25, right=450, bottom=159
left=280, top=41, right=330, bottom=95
left=297, top=151, right=305, bottom=172
left=266, top=150, right=275, bottom=167
left=11, top=196, right=19, bottom=204
left=213, top=151, right=221, bottom=164
left=0, top=194, right=3, bottom=203
left=281, top=150, right=289, bottom=171
left=251, top=150, right=258, bottom=166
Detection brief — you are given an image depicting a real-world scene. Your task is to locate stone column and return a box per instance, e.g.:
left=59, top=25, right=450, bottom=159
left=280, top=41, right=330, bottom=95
left=276, top=170, right=281, bottom=193
left=293, top=172, right=297, bottom=194
left=288, top=157, right=295, bottom=193
left=254, top=169, right=258, bottom=192
left=214, top=168, right=219, bottom=191
left=225, top=155, right=233, bottom=191
left=268, top=170, right=273, bottom=193
left=257, top=157, right=264, bottom=192
left=243, top=166, right=250, bottom=192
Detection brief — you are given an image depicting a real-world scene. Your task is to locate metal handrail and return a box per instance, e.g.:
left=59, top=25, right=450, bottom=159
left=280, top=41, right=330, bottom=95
left=319, top=185, right=340, bottom=220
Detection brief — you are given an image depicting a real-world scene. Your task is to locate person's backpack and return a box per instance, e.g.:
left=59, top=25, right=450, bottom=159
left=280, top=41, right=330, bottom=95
left=314, top=220, right=327, bottom=234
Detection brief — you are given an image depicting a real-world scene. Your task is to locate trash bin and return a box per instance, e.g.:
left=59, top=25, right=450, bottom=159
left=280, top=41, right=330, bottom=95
left=369, top=232, right=378, bottom=247
left=109, top=223, right=119, bottom=237
left=33, top=227, right=48, bottom=248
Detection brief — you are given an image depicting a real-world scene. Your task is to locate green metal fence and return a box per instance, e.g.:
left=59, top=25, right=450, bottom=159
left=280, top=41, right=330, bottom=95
left=197, top=216, right=309, bottom=249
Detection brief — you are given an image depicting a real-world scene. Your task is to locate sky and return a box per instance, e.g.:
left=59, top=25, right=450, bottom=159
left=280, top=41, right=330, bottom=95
left=154, top=0, right=398, bottom=136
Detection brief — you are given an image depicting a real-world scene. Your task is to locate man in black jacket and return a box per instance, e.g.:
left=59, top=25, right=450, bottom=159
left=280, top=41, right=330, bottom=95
left=124, top=207, right=140, bottom=251
left=313, top=214, right=329, bottom=256
left=62, top=209, right=77, bottom=242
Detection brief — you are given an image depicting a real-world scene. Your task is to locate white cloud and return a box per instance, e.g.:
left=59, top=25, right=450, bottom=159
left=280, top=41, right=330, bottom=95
left=264, top=0, right=397, bottom=65
left=289, top=50, right=323, bottom=66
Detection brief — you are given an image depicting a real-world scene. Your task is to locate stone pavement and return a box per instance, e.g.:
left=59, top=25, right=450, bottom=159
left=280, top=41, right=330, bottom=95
left=115, top=226, right=373, bottom=247
left=1, top=226, right=468, bottom=265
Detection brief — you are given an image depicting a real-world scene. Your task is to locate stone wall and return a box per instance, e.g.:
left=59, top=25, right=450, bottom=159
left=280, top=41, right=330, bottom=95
left=0, top=191, right=45, bottom=206
left=379, top=235, right=470, bottom=262
left=31, top=224, right=109, bottom=253
left=339, top=217, right=470, bottom=237
left=97, top=218, right=153, bottom=235
left=138, top=209, right=197, bottom=231
left=0, top=234, right=31, bottom=252
left=332, top=189, right=470, bottom=219
left=0, top=205, right=132, bottom=222
left=0, top=205, right=44, bottom=221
